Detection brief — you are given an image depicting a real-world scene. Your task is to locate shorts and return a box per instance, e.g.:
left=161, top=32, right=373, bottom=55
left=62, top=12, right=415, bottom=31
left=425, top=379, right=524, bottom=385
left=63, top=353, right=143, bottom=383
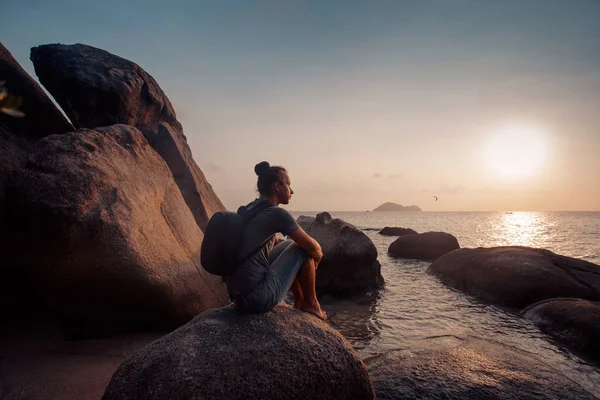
left=233, top=239, right=309, bottom=313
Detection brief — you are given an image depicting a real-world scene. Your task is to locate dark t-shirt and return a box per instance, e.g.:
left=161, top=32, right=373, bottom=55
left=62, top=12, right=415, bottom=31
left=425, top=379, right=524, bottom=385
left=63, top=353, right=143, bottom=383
left=226, top=198, right=299, bottom=293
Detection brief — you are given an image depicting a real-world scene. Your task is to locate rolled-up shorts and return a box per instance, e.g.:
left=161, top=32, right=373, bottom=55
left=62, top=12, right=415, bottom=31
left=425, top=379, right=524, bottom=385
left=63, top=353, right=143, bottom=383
left=233, top=239, right=309, bottom=313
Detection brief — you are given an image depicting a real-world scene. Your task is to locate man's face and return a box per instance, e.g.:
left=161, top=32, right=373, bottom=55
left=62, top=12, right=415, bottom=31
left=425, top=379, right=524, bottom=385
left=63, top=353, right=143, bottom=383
left=276, top=174, right=293, bottom=205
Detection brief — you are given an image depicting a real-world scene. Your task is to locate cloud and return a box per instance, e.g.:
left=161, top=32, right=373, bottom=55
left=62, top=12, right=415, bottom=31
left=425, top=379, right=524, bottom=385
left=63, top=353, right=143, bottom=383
left=389, top=174, right=403, bottom=179
left=421, top=188, right=430, bottom=193
left=373, top=173, right=382, bottom=178
left=205, top=162, right=222, bottom=172
left=438, top=184, right=467, bottom=194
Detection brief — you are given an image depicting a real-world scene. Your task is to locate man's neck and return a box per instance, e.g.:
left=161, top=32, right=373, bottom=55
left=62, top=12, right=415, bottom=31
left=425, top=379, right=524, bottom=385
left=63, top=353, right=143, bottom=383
left=260, top=194, right=279, bottom=206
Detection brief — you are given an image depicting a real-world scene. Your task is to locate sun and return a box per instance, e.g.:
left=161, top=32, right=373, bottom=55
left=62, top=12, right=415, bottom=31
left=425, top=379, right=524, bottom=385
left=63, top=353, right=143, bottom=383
left=483, top=124, right=548, bottom=179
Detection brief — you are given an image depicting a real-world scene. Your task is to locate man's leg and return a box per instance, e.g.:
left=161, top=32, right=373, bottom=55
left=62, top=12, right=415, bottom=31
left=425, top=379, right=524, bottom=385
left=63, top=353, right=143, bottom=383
left=291, top=280, right=304, bottom=309
left=269, top=241, right=326, bottom=320
left=295, top=258, right=326, bottom=320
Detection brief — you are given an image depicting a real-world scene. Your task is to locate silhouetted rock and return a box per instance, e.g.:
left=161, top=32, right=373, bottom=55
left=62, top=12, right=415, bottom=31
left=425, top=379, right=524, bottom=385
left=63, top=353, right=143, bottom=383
left=30, top=43, right=224, bottom=231
left=297, top=212, right=384, bottom=296
left=102, top=305, right=375, bottom=400
left=3, top=124, right=228, bottom=338
left=367, top=337, right=596, bottom=400
left=373, top=202, right=422, bottom=212
left=0, top=42, right=73, bottom=141
left=523, top=298, right=600, bottom=361
left=0, top=330, right=164, bottom=400
left=427, top=247, right=600, bottom=309
left=0, top=127, right=32, bottom=321
left=0, top=128, right=28, bottom=215
left=388, top=232, right=459, bottom=261
left=379, top=227, right=417, bottom=236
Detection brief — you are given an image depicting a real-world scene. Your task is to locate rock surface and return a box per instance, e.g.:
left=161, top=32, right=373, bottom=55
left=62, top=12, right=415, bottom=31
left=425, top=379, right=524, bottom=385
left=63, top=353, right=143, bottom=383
left=388, top=231, right=459, bottom=261
left=0, top=128, right=32, bottom=320
left=523, top=298, right=600, bottom=361
left=0, top=327, right=164, bottom=400
left=0, top=42, right=73, bottom=140
left=379, top=227, right=418, bottom=236
left=102, top=304, right=375, bottom=400
left=427, top=247, right=600, bottom=309
left=297, top=212, right=384, bottom=295
left=373, top=202, right=421, bottom=212
left=30, top=43, right=224, bottom=231
left=367, top=337, right=596, bottom=400
left=3, top=124, right=228, bottom=337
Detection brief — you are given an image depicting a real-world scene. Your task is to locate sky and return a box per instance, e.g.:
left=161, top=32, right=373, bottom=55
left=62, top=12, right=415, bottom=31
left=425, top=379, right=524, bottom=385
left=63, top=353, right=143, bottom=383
left=2, top=0, right=600, bottom=211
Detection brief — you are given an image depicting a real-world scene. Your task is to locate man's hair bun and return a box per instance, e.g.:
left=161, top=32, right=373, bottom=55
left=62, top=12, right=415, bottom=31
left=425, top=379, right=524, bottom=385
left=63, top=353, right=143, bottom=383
left=254, top=161, right=270, bottom=176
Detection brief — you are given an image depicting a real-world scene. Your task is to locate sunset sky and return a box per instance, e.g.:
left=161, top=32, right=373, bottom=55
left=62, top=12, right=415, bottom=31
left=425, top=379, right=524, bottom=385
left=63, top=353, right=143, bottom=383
left=3, top=1, right=600, bottom=211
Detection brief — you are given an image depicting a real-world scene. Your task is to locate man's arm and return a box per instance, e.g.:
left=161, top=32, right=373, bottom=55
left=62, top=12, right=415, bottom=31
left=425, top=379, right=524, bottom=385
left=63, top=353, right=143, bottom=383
left=288, top=227, right=323, bottom=264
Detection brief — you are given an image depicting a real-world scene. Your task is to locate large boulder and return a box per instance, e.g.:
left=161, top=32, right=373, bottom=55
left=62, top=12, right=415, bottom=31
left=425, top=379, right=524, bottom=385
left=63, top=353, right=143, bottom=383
left=379, top=227, right=417, bottom=236
left=102, top=304, right=375, bottom=400
left=3, top=124, right=229, bottom=338
left=0, top=127, right=29, bottom=215
left=0, top=331, right=164, bottom=400
left=30, top=43, right=224, bottom=231
left=367, top=337, right=596, bottom=400
left=427, top=247, right=600, bottom=309
left=523, top=298, right=600, bottom=361
left=0, top=42, right=73, bottom=140
left=297, top=212, right=384, bottom=296
left=0, top=128, right=31, bottom=320
left=388, top=231, right=459, bottom=261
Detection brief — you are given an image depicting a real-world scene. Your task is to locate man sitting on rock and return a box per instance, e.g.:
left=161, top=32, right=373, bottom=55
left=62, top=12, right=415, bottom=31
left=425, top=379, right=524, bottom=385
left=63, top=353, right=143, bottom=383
left=226, top=161, right=326, bottom=320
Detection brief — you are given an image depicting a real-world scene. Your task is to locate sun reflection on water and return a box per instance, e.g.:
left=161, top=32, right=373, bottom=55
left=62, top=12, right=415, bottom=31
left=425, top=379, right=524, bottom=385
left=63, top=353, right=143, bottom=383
left=492, top=212, right=552, bottom=249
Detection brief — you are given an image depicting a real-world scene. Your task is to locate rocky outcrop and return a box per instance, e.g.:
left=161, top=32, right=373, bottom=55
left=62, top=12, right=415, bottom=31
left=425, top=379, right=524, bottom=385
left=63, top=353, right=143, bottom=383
left=367, top=337, right=596, bottom=400
left=388, top=232, right=459, bottom=261
left=427, top=247, right=600, bottom=309
left=0, top=42, right=73, bottom=140
left=523, top=298, right=600, bottom=361
left=379, top=227, right=417, bottom=236
left=0, top=128, right=28, bottom=213
left=30, top=43, right=224, bottom=231
left=102, top=304, right=375, bottom=400
left=3, top=124, right=228, bottom=338
left=373, top=202, right=421, bottom=212
left=0, top=128, right=32, bottom=320
left=0, top=330, right=164, bottom=400
left=297, top=212, right=384, bottom=296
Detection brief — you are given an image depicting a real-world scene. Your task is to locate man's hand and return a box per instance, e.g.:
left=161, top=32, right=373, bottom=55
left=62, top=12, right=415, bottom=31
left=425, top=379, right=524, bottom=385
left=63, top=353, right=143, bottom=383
left=273, top=235, right=284, bottom=246
left=311, top=243, right=323, bottom=267
left=288, top=227, right=324, bottom=268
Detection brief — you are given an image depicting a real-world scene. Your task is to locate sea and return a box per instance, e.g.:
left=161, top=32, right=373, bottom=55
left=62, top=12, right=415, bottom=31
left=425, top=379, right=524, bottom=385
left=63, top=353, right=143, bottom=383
left=289, top=211, right=600, bottom=396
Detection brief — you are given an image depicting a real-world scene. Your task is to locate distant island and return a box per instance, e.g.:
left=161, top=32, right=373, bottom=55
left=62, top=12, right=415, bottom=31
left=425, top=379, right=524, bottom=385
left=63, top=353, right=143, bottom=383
left=373, top=202, right=422, bottom=212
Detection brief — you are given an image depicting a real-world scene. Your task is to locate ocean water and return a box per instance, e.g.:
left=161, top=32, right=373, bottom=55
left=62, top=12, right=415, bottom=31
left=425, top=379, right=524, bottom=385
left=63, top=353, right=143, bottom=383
left=290, top=211, right=600, bottom=396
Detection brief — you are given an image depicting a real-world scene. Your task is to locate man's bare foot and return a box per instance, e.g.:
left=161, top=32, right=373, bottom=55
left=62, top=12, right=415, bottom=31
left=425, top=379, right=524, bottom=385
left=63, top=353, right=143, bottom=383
left=300, top=304, right=327, bottom=321
left=293, top=299, right=304, bottom=310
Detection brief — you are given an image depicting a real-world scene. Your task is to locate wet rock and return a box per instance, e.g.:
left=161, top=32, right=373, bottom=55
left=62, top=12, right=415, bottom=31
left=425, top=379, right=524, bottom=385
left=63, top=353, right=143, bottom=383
left=427, top=247, right=600, bottom=309
left=30, top=43, right=224, bottom=231
left=523, top=298, right=600, bottom=361
left=0, top=42, right=73, bottom=141
left=3, top=124, right=228, bottom=338
left=102, top=304, right=375, bottom=400
left=379, top=227, right=418, bottom=236
left=297, top=212, right=384, bottom=296
left=388, top=231, right=459, bottom=261
left=367, top=337, right=596, bottom=400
